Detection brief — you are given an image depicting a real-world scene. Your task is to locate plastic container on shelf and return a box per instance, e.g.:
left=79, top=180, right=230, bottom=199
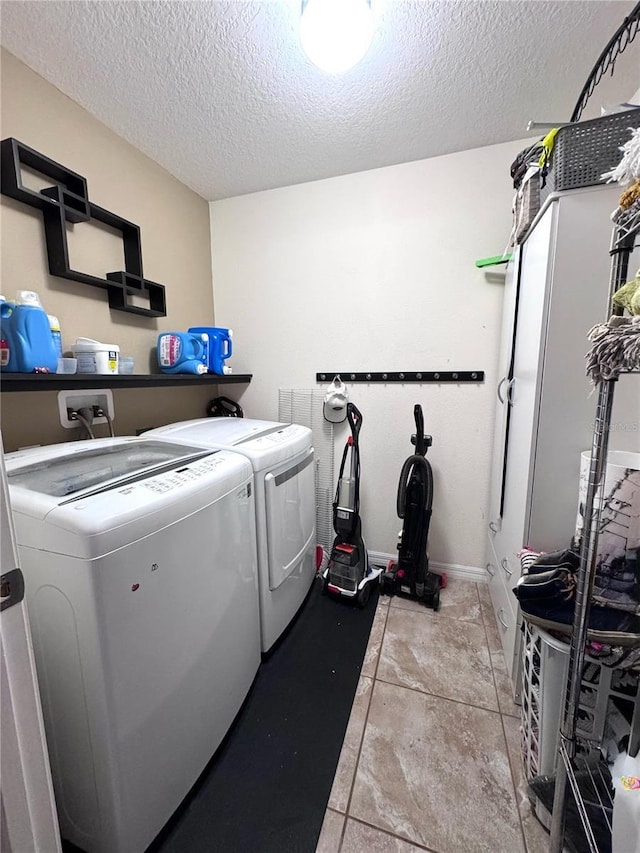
left=48, top=315, right=63, bottom=358
left=188, top=326, right=233, bottom=375
left=157, top=332, right=209, bottom=375
left=71, top=338, right=119, bottom=374
left=119, top=356, right=135, bottom=375
left=56, top=358, right=77, bottom=374
left=0, top=291, right=58, bottom=373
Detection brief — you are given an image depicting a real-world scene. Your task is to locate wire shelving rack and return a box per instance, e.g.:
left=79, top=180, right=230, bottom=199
left=548, top=212, right=640, bottom=852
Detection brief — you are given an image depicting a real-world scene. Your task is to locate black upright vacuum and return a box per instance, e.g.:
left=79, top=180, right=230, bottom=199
left=323, top=403, right=382, bottom=607
left=380, top=404, right=442, bottom=610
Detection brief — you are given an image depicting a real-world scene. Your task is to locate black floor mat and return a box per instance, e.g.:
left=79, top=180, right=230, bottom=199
left=148, top=578, right=378, bottom=853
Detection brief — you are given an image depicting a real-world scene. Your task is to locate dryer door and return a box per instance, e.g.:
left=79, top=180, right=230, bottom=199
left=264, top=448, right=315, bottom=591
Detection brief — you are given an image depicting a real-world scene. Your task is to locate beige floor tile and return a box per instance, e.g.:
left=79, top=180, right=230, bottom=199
left=478, top=582, right=503, bottom=652
left=316, top=808, right=345, bottom=853
left=491, top=650, right=520, bottom=718
left=362, top=605, right=389, bottom=678
left=390, top=577, right=481, bottom=623
left=378, top=608, right=498, bottom=711
left=477, top=581, right=492, bottom=615
left=502, top=714, right=551, bottom=853
left=329, top=677, right=374, bottom=812
left=341, top=818, right=433, bottom=852
left=349, top=681, right=524, bottom=853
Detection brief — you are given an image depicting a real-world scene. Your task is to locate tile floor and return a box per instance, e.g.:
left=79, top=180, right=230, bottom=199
left=315, top=579, right=551, bottom=853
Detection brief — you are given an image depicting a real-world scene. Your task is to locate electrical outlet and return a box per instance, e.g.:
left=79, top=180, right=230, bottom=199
left=58, top=389, right=115, bottom=429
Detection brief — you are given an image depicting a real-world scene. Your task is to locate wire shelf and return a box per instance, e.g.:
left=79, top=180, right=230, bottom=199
left=613, top=206, right=640, bottom=248
left=558, top=741, right=614, bottom=853
left=550, top=199, right=640, bottom=852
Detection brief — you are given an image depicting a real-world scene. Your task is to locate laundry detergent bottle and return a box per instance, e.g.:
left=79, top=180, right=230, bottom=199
left=0, top=291, right=58, bottom=373
left=188, top=327, right=233, bottom=375
left=157, top=331, right=210, bottom=374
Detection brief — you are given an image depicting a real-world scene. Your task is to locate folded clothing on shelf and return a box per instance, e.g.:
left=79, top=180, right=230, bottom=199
left=513, top=548, right=640, bottom=648
left=514, top=548, right=579, bottom=603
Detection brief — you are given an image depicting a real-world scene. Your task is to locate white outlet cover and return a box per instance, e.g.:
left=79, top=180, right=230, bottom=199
left=58, top=389, right=115, bottom=429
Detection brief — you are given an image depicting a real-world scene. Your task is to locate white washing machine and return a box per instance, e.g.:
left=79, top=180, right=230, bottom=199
left=149, top=419, right=316, bottom=652
left=5, top=437, right=261, bottom=853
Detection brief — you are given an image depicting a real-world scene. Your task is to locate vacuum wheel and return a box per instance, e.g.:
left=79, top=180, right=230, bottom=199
left=357, top=582, right=371, bottom=609
left=432, top=590, right=441, bottom=612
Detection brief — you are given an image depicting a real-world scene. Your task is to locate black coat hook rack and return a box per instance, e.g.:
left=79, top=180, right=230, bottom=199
left=316, top=371, right=484, bottom=384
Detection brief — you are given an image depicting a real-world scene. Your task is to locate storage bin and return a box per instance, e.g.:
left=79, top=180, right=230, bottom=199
left=520, top=621, right=640, bottom=828
left=575, top=450, right=640, bottom=614
left=539, top=109, right=640, bottom=206
left=71, top=337, right=119, bottom=374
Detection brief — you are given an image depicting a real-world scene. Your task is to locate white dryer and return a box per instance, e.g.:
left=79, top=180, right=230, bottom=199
left=5, top=437, right=261, bottom=853
left=148, top=419, right=316, bottom=652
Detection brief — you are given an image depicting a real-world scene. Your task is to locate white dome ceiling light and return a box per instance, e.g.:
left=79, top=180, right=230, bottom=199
left=299, top=0, right=375, bottom=74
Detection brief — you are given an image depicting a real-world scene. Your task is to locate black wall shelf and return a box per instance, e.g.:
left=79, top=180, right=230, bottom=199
left=316, top=371, right=484, bottom=384
left=1, top=373, right=252, bottom=392
left=1, top=137, right=167, bottom=317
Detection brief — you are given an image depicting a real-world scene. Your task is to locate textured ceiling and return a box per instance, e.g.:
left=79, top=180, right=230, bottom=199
left=1, top=0, right=638, bottom=200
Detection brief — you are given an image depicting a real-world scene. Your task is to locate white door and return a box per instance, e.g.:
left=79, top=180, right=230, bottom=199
left=0, top=433, right=61, bottom=853
left=487, top=204, right=556, bottom=684
left=487, top=248, right=521, bottom=527
left=499, top=202, right=557, bottom=572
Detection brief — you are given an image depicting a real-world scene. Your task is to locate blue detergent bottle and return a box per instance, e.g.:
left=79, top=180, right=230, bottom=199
left=157, top=332, right=210, bottom=374
left=188, top=327, right=233, bottom=375
left=0, top=291, right=58, bottom=373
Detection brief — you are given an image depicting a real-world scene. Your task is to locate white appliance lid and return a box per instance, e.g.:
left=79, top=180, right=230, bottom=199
left=7, top=440, right=254, bottom=559
left=153, top=418, right=285, bottom=445
left=149, top=419, right=313, bottom=469
left=7, top=439, right=211, bottom=498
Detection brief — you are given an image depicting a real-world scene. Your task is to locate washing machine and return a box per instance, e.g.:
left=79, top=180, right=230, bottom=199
left=149, top=418, right=316, bottom=652
left=5, top=437, right=261, bottom=853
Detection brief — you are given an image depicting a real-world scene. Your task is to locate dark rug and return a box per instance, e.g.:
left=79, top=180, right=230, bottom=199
left=149, top=577, right=378, bottom=853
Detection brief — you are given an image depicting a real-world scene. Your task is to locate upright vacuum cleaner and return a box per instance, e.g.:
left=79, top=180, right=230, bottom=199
left=323, top=403, right=382, bottom=608
left=380, top=404, right=442, bottom=610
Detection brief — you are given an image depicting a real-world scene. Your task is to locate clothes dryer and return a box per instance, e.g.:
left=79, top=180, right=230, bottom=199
left=6, top=437, right=260, bottom=853
left=148, top=419, right=315, bottom=652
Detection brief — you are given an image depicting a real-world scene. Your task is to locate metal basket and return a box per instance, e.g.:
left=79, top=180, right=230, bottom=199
left=540, top=108, right=640, bottom=205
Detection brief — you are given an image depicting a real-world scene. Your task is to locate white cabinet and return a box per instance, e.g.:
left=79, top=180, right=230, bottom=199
left=485, top=185, right=640, bottom=691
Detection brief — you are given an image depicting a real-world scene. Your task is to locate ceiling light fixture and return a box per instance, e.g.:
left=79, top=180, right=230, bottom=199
left=300, top=0, right=374, bottom=74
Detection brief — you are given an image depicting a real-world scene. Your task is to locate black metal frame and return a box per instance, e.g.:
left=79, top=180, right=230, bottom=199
left=316, top=371, right=484, bottom=383
left=571, top=1, right=640, bottom=123
left=1, top=138, right=166, bottom=317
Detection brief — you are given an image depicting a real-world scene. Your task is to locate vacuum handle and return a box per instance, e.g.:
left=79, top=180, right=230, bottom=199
left=347, top=402, right=362, bottom=439
left=413, top=404, right=426, bottom=456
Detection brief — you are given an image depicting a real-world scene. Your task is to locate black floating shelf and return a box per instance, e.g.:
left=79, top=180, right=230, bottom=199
left=1, top=373, right=252, bottom=392
left=316, top=371, right=484, bottom=384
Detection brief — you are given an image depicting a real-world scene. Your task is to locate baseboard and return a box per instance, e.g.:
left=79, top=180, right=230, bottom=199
left=367, top=550, right=488, bottom=584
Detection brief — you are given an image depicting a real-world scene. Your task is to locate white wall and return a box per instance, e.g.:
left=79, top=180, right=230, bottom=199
left=210, top=139, right=528, bottom=572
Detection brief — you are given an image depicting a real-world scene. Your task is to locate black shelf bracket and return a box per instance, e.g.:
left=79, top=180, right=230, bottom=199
left=1, top=138, right=166, bottom=318
left=316, top=371, right=484, bottom=384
